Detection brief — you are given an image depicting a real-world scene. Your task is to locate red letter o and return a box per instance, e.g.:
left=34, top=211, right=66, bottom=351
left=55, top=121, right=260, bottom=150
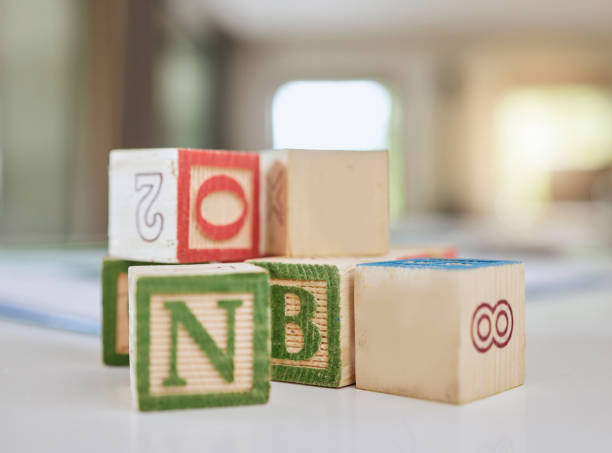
left=195, top=175, right=248, bottom=241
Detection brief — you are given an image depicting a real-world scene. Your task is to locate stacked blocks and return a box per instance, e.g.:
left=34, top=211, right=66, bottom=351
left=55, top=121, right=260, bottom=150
left=355, top=258, right=525, bottom=404
left=109, top=149, right=260, bottom=263
left=129, top=263, right=270, bottom=411
left=109, top=148, right=389, bottom=263
left=248, top=258, right=360, bottom=387
left=103, top=146, right=523, bottom=410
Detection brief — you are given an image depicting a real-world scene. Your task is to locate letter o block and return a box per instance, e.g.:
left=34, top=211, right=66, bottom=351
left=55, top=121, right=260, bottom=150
left=129, top=263, right=270, bottom=411
left=248, top=257, right=360, bottom=387
left=355, top=258, right=525, bottom=404
left=109, top=148, right=260, bottom=263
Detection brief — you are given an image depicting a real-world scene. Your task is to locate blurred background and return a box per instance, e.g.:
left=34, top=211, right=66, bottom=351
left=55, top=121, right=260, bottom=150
left=1, top=0, right=612, bottom=331
left=2, top=0, right=612, bottom=249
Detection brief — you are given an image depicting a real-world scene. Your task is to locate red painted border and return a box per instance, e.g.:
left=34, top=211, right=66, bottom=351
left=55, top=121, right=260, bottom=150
left=177, top=149, right=260, bottom=263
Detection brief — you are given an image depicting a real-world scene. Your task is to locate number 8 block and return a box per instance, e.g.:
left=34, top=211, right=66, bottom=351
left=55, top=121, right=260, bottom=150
left=109, top=148, right=260, bottom=263
left=355, top=258, right=525, bottom=404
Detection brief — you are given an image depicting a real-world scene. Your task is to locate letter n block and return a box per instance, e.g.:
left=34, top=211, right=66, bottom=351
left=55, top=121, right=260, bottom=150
left=248, top=258, right=358, bottom=387
left=109, top=148, right=260, bottom=263
left=129, top=263, right=270, bottom=411
left=355, top=258, right=525, bottom=404
left=101, top=257, right=153, bottom=365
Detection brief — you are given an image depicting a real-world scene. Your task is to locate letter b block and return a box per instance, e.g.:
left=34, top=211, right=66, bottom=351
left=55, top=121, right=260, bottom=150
left=248, top=258, right=359, bottom=387
left=355, top=258, right=525, bottom=404
left=129, top=263, right=270, bottom=411
left=109, top=148, right=260, bottom=263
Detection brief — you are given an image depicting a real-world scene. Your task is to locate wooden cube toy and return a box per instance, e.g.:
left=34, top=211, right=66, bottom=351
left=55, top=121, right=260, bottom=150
left=109, top=148, right=261, bottom=263
left=355, top=258, right=525, bottom=404
left=129, top=263, right=270, bottom=411
left=261, top=149, right=389, bottom=257
left=248, top=257, right=361, bottom=387
left=101, top=257, right=152, bottom=365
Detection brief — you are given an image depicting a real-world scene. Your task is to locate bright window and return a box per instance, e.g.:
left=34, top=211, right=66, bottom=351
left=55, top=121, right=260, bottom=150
left=272, top=80, right=392, bottom=150
left=494, top=85, right=612, bottom=224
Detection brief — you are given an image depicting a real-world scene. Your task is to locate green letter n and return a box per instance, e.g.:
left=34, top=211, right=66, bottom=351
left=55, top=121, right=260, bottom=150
left=162, top=299, right=242, bottom=387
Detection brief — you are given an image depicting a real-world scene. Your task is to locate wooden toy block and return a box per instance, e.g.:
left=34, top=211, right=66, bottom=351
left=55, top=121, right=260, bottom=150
left=101, top=257, right=153, bottom=365
left=109, top=148, right=260, bottom=263
left=248, top=257, right=365, bottom=387
left=128, top=263, right=270, bottom=411
left=260, top=149, right=389, bottom=257
left=355, top=258, right=525, bottom=404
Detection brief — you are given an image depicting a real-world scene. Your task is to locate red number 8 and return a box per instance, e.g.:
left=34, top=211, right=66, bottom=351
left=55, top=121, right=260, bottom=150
left=471, top=300, right=513, bottom=353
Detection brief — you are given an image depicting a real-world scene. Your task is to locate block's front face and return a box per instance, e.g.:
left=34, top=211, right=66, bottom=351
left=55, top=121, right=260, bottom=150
left=102, top=259, right=142, bottom=365
left=355, top=264, right=461, bottom=402
left=177, top=149, right=260, bottom=262
left=250, top=262, right=342, bottom=387
left=133, top=272, right=269, bottom=411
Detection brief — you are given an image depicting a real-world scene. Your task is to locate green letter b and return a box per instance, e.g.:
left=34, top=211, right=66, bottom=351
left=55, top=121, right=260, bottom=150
left=271, top=285, right=321, bottom=361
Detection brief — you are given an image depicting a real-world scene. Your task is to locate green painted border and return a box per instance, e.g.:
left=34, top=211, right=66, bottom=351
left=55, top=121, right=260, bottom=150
left=135, top=272, right=270, bottom=411
left=101, top=258, right=152, bottom=366
left=248, top=262, right=341, bottom=387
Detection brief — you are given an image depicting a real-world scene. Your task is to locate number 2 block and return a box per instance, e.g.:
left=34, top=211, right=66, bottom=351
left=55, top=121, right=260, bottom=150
left=355, top=258, right=525, bottom=404
left=248, top=257, right=359, bottom=387
left=109, top=148, right=260, bottom=263
left=129, top=262, right=270, bottom=411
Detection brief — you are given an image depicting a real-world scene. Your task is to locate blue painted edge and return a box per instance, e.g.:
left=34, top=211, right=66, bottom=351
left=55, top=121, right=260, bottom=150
left=0, top=302, right=100, bottom=336
left=358, top=257, right=522, bottom=270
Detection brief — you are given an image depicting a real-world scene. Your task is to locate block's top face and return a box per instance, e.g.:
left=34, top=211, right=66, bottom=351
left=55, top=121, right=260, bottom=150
left=249, top=256, right=363, bottom=273
left=359, top=258, right=521, bottom=271
left=110, top=148, right=178, bottom=161
left=129, top=262, right=266, bottom=280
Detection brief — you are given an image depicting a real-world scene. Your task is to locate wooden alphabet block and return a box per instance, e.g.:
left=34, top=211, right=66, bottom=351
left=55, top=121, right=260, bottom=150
left=248, top=257, right=364, bottom=387
left=129, top=263, right=270, bottom=411
left=109, top=148, right=260, bottom=263
left=355, top=258, right=525, bottom=404
left=260, top=149, right=389, bottom=257
left=101, top=257, right=151, bottom=365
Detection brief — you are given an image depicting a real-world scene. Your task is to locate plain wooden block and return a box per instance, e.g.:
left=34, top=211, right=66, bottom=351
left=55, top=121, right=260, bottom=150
left=128, top=262, right=270, bottom=411
left=109, top=148, right=261, bottom=263
left=260, top=149, right=389, bottom=257
left=248, top=257, right=363, bottom=387
left=355, top=258, right=525, bottom=404
left=101, top=257, right=152, bottom=366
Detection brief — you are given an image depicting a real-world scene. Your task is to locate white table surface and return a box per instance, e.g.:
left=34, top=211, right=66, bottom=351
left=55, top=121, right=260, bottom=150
left=2, top=286, right=611, bottom=453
